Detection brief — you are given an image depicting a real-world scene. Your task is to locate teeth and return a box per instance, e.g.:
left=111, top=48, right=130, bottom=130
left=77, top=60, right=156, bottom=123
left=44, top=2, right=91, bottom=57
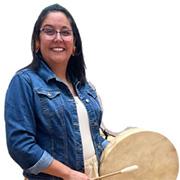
left=52, top=48, right=64, bottom=52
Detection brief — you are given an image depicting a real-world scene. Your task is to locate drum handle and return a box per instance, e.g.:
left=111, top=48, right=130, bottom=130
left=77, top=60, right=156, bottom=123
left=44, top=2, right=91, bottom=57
left=100, top=122, right=119, bottom=139
left=91, top=165, right=139, bottom=180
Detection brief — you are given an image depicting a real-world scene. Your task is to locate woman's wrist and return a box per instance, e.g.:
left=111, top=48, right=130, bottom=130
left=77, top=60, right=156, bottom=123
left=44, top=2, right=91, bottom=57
left=60, top=166, right=72, bottom=179
left=42, top=159, right=72, bottom=178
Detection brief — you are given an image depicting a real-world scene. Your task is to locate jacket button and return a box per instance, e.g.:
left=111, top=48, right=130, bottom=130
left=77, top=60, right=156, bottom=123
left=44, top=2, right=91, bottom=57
left=47, top=92, right=51, bottom=97
left=85, top=99, right=89, bottom=103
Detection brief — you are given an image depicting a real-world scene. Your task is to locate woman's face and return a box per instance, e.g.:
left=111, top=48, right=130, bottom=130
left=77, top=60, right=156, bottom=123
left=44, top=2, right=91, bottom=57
left=37, top=12, right=74, bottom=68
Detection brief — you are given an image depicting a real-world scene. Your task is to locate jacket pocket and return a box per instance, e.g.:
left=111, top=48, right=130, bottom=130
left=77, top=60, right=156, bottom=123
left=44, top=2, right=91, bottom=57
left=35, top=89, right=61, bottom=99
left=34, top=88, right=65, bottom=130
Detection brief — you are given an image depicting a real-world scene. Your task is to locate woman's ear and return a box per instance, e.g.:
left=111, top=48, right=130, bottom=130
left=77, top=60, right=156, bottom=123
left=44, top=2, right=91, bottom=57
left=35, top=41, right=40, bottom=53
left=72, top=46, right=76, bottom=56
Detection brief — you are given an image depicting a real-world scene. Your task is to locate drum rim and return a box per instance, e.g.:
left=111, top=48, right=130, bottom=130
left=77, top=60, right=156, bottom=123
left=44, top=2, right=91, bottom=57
left=100, top=127, right=179, bottom=179
left=100, top=128, right=146, bottom=162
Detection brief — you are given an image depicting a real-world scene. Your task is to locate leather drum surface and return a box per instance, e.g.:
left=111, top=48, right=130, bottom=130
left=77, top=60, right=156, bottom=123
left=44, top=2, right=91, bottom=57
left=100, top=128, right=179, bottom=180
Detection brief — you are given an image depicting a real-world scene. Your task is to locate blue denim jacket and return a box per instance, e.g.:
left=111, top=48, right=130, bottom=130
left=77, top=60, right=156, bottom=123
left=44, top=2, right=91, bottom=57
left=5, top=59, right=107, bottom=180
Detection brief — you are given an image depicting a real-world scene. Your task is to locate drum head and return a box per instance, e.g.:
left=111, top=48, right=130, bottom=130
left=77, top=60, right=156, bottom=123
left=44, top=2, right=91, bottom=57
left=100, top=128, right=179, bottom=180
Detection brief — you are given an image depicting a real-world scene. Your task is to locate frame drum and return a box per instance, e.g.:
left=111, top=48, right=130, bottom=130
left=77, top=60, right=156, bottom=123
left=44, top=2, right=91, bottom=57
left=100, top=128, right=179, bottom=180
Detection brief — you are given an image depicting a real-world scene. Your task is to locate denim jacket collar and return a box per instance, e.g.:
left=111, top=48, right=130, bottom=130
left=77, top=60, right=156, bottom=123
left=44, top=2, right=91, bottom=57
left=37, top=58, right=79, bottom=87
left=37, top=58, right=57, bottom=83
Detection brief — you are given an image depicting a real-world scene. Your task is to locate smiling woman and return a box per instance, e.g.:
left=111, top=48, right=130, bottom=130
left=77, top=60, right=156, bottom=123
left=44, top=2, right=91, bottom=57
left=4, top=3, right=108, bottom=180
left=37, top=11, right=75, bottom=77
left=2, top=1, right=180, bottom=180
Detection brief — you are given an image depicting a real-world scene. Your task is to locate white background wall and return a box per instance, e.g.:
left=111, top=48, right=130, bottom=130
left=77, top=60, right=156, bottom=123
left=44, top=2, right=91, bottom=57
left=0, top=0, right=179, bottom=179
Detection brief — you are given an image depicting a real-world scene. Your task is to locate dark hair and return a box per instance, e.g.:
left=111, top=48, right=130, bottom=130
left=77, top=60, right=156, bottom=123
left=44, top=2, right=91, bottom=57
left=30, top=4, right=86, bottom=84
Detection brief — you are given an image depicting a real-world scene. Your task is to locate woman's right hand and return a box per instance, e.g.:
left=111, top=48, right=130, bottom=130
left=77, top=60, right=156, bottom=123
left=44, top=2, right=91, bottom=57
left=64, top=169, right=89, bottom=180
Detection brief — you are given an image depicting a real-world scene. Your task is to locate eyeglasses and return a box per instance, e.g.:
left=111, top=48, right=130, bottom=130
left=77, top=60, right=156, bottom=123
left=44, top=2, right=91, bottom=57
left=40, top=27, right=73, bottom=41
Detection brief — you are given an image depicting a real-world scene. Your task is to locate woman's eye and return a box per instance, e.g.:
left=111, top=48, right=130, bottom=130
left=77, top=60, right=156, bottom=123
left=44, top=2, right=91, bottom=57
left=44, top=29, right=55, bottom=35
left=61, top=30, right=72, bottom=36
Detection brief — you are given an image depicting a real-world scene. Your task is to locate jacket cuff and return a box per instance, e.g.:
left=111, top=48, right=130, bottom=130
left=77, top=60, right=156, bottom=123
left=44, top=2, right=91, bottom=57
left=25, top=151, right=53, bottom=175
left=102, top=139, right=109, bottom=149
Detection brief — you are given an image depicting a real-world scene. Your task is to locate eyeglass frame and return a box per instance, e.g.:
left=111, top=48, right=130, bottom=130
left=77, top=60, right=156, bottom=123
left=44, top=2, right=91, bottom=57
left=39, top=27, right=73, bottom=41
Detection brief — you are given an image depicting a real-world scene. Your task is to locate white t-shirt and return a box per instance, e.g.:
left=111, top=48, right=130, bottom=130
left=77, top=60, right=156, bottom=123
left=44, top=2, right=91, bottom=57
left=74, top=96, right=95, bottom=160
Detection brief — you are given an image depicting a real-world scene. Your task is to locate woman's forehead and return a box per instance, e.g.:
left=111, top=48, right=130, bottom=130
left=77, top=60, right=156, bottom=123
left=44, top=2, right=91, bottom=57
left=42, top=11, right=71, bottom=28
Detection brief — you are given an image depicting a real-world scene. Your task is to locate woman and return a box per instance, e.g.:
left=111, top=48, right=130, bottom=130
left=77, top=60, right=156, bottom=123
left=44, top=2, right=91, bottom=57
left=5, top=4, right=108, bottom=180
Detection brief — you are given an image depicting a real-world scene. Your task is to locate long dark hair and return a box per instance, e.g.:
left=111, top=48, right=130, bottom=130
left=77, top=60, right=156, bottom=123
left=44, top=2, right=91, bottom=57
left=30, top=4, right=86, bottom=84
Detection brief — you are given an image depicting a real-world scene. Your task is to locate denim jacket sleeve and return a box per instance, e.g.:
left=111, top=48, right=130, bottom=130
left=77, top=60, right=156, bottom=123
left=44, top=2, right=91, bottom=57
left=4, top=72, right=53, bottom=174
left=88, top=82, right=109, bottom=149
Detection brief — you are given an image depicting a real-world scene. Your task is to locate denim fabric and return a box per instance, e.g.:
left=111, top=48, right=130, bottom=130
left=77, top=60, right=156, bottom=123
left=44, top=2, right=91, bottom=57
left=4, top=59, right=107, bottom=180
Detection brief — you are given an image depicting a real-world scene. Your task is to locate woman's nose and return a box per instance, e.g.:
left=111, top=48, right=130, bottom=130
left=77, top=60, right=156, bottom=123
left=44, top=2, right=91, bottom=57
left=54, top=32, right=63, bottom=41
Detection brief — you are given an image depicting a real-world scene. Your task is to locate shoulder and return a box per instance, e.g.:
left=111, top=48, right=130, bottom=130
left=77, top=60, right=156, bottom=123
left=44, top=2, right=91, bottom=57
left=16, top=68, right=37, bottom=78
left=14, top=67, right=41, bottom=84
left=87, top=81, right=96, bottom=91
left=7, top=68, right=37, bottom=90
left=81, top=81, right=97, bottom=94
